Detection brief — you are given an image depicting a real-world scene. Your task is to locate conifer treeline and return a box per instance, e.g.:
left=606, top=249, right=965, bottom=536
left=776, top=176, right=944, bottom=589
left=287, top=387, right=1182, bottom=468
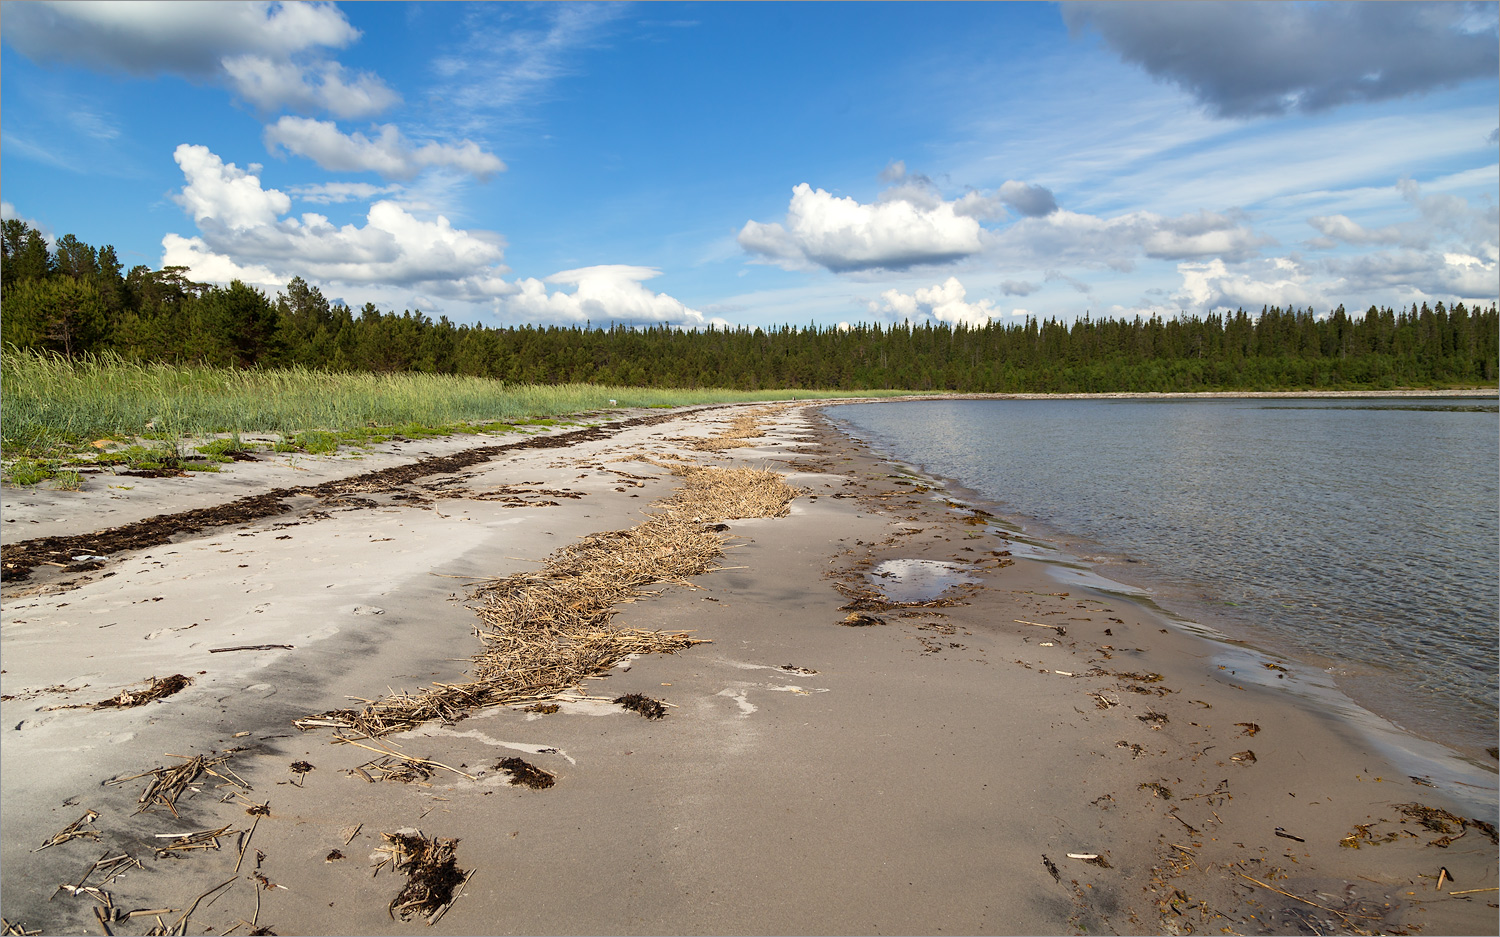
left=3, top=221, right=1496, bottom=392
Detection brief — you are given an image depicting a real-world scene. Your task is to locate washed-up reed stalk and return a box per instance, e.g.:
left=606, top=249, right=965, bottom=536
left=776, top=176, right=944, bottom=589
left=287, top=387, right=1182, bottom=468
left=302, top=462, right=801, bottom=737
left=676, top=404, right=785, bottom=451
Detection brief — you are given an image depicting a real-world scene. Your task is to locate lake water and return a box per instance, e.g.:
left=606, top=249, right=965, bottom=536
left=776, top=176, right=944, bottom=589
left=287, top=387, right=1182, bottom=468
left=829, top=397, right=1499, bottom=764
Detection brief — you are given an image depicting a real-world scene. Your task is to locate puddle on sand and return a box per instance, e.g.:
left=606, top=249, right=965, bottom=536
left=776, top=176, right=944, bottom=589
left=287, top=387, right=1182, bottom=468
left=866, top=559, right=978, bottom=603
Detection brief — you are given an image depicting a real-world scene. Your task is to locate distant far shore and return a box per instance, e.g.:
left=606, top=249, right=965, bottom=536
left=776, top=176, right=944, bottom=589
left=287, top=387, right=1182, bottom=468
left=829, top=386, right=1498, bottom=402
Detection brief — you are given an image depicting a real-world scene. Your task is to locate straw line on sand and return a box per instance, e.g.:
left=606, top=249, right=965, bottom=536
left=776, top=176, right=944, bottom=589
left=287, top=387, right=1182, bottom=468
left=300, top=455, right=801, bottom=738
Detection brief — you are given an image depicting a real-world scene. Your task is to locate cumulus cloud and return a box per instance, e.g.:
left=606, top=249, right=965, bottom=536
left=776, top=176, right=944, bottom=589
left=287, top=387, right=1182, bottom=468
left=499, top=266, right=722, bottom=328
left=222, top=55, right=398, bottom=119
left=1325, top=247, right=1499, bottom=300
left=739, top=182, right=991, bottom=272
left=1302, top=178, right=1498, bottom=300
left=165, top=144, right=511, bottom=298
left=1064, top=1, right=1499, bottom=118
left=263, top=117, right=505, bottom=181
left=1175, top=257, right=1321, bottom=311
left=869, top=277, right=1001, bottom=327
left=998, top=180, right=1058, bottom=217
left=1, top=1, right=399, bottom=119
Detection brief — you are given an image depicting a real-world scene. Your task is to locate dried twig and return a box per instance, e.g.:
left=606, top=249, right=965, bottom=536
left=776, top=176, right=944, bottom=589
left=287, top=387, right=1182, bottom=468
left=34, top=810, right=101, bottom=852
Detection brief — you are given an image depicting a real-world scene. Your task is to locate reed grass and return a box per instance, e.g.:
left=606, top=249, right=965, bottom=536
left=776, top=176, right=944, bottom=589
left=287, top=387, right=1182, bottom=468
left=0, top=349, right=907, bottom=459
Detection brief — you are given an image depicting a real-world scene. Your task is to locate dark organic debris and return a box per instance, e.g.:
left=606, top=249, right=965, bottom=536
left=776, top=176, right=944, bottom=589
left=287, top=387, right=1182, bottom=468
left=1396, top=802, right=1499, bottom=845
left=523, top=703, right=560, bottom=714
left=1113, top=671, right=1163, bottom=683
left=92, top=674, right=192, bottom=709
left=290, top=761, right=314, bottom=775
left=1274, top=827, right=1306, bottom=843
left=1115, top=741, right=1147, bottom=758
left=1, top=408, right=697, bottom=583
left=497, top=757, right=556, bottom=789
left=840, top=612, right=885, bottom=627
left=1137, top=710, right=1169, bottom=726
left=615, top=693, right=667, bottom=720
left=779, top=664, right=819, bottom=675
left=378, top=832, right=470, bottom=923
left=1234, top=722, right=1261, bottom=737
left=1139, top=782, right=1173, bottom=799
left=1042, top=854, right=1060, bottom=882
left=1230, top=750, right=1257, bottom=765
left=209, top=644, right=293, bottom=654
left=325, top=850, right=344, bottom=862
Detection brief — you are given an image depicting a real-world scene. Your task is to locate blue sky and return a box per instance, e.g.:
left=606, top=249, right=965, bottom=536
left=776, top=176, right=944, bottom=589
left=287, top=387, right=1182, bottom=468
left=3, top=1, right=1496, bottom=331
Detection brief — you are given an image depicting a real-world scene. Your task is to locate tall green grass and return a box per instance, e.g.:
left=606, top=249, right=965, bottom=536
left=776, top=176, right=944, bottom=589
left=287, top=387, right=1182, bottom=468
left=1, top=349, right=910, bottom=457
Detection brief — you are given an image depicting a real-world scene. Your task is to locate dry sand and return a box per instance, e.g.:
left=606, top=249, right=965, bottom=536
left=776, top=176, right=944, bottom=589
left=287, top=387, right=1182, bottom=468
left=2, top=403, right=1496, bottom=935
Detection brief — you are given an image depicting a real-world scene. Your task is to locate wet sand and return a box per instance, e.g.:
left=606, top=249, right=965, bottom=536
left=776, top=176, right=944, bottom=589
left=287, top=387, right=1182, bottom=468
left=2, top=403, right=1496, bottom=935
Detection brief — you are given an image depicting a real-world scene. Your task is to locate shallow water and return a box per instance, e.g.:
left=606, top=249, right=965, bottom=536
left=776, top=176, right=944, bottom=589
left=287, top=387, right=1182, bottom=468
left=831, top=397, right=1500, bottom=760
left=866, top=558, right=978, bottom=603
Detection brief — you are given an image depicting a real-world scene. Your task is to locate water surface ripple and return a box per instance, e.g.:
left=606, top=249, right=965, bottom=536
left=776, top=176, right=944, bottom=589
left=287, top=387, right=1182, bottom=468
left=832, top=397, right=1499, bottom=758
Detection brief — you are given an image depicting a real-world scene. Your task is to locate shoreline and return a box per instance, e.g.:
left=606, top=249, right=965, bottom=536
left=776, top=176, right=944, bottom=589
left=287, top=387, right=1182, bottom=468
left=3, top=403, right=1496, bottom=935
left=821, top=395, right=1500, bottom=773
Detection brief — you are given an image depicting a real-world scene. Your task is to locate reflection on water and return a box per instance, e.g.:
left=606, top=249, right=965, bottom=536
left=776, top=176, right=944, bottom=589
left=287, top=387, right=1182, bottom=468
left=833, top=396, right=1500, bottom=758
left=867, top=558, right=978, bottom=603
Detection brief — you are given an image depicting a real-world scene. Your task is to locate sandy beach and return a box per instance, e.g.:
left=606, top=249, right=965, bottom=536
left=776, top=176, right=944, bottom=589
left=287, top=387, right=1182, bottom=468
left=2, top=402, right=1496, bottom=936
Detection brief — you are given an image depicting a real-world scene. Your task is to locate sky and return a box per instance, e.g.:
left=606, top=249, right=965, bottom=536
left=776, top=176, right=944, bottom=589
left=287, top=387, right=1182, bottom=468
left=2, top=1, right=1497, bottom=332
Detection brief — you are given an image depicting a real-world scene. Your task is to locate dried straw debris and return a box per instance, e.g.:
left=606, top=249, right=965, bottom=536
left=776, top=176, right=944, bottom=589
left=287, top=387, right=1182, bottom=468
left=673, top=406, right=785, bottom=452
left=302, top=462, right=799, bottom=737
left=106, top=752, right=247, bottom=816
left=154, top=825, right=235, bottom=859
left=33, top=809, right=101, bottom=852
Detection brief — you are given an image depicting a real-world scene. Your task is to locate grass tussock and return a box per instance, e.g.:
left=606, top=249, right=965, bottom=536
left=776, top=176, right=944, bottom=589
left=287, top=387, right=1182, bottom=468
left=1, top=350, right=902, bottom=468
left=303, top=459, right=801, bottom=737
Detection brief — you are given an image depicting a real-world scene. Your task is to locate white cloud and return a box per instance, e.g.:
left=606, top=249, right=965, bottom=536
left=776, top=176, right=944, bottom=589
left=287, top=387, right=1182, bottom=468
left=740, top=183, right=990, bottom=272
left=1, top=201, right=54, bottom=245
left=1, top=1, right=359, bottom=76
left=222, top=55, right=398, bottom=119
left=869, top=277, right=1000, bottom=327
left=1174, top=258, right=1321, bottom=311
left=994, top=208, right=1272, bottom=270
left=1307, top=214, right=1403, bottom=246
left=1, top=1, right=397, bottom=118
left=263, top=117, right=505, bottom=181
left=499, top=266, right=722, bottom=328
left=165, top=144, right=511, bottom=298
left=1325, top=248, right=1499, bottom=302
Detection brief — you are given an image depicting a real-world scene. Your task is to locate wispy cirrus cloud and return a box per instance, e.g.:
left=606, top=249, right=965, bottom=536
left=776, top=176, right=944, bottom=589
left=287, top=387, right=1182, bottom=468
left=428, top=3, right=627, bottom=135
